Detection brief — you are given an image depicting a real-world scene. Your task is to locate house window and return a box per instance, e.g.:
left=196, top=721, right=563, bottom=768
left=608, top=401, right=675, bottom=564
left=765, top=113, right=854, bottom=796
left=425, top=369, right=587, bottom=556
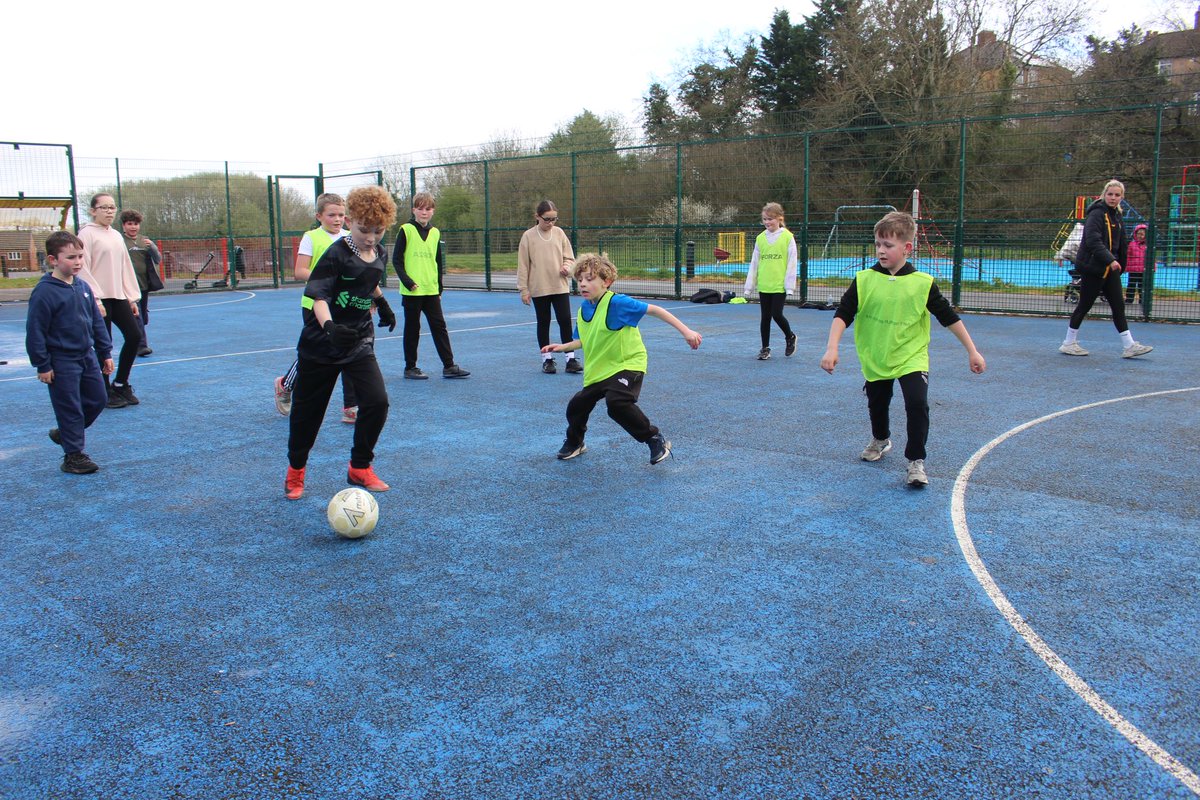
left=1159, top=59, right=1174, bottom=77
left=5, top=252, right=21, bottom=261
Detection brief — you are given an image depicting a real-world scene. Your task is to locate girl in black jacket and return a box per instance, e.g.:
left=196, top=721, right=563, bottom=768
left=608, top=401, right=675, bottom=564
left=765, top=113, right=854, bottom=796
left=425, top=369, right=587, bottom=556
left=1059, top=179, right=1153, bottom=358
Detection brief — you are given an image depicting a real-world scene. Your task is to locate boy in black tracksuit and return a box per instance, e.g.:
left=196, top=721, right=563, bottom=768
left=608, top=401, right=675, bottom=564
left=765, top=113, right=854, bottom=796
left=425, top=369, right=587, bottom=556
left=391, top=192, right=469, bottom=379
left=26, top=231, right=115, bottom=474
left=285, top=186, right=398, bottom=500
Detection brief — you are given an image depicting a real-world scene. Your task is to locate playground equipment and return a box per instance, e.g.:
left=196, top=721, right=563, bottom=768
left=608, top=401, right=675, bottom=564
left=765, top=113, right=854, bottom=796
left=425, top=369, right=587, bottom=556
left=716, top=232, right=745, bottom=263
left=1164, top=164, right=1200, bottom=267
left=821, top=204, right=896, bottom=258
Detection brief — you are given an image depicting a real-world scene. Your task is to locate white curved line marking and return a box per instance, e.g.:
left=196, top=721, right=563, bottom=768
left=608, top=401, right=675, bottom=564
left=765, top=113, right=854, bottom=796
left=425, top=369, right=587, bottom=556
left=145, top=290, right=257, bottom=311
left=952, top=387, right=1200, bottom=796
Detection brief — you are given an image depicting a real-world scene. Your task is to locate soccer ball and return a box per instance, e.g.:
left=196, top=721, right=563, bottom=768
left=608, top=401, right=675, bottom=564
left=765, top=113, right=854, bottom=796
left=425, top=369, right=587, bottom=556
left=326, top=488, right=379, bottom=538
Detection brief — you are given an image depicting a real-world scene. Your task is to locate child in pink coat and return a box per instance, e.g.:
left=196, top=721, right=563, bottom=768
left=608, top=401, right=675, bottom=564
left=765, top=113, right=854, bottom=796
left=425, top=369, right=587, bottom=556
left=1124, top=224, right=1147, bottom=305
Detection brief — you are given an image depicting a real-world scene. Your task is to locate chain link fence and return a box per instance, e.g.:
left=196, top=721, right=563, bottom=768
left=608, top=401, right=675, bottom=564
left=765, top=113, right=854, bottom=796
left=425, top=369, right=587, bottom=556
left=5, top=101, right=1199, bottom=321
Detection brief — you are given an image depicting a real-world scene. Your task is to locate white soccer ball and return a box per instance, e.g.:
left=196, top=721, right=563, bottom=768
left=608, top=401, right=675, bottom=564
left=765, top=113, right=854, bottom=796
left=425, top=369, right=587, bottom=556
left=326, top=488, right=379, bottom=538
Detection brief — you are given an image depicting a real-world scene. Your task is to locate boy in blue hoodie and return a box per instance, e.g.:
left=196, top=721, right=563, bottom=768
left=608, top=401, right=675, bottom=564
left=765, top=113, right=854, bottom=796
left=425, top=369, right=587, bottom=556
left=26, top=231, right=115, bottom=474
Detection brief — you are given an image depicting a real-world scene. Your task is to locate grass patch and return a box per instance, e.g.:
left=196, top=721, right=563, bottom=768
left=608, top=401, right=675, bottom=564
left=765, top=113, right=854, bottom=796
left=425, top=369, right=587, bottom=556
left=0, top=275, right=41, bottom=288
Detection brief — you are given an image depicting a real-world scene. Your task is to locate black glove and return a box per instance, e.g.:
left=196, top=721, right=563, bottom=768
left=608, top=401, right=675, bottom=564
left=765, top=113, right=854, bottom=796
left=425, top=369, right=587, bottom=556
left=323, top=319, right=360, bottom=349
left=375, top=296, right=396, bottom=332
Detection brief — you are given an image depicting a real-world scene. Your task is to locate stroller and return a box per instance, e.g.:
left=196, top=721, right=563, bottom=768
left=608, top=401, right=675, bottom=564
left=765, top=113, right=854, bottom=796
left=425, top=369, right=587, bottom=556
left=1063, top=266, right=1109, bottom=305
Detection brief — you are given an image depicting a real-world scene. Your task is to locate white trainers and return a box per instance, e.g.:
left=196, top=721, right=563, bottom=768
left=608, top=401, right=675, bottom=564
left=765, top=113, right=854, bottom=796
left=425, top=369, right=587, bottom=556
left=1122, top=342, right=1153, bottom=358
left=906, top=459, right=929, bottom=487
left=861, top=438, right=892, bottom=462
left=342, top=406, right=358, bottom=424
left=1059, top=342, right=1088, bottom=356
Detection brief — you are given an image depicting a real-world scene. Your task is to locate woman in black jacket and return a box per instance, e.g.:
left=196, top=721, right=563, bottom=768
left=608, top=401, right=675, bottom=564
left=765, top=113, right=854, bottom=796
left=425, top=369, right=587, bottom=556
left=1059, top=179, right=1153, bottom=358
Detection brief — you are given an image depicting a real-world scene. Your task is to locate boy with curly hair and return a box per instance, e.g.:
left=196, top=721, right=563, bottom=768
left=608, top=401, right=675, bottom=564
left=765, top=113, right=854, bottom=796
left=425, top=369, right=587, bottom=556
left=285, top=186, right=399, bottom=500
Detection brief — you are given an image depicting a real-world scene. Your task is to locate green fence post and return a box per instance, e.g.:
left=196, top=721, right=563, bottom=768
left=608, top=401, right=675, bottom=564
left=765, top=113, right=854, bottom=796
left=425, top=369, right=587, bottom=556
left=266, top=176, right=279, bottom=288
left=114, top=158, right=122, bottom=209
left=800, top=133, right=810, bottom=303
left=225, top=161, right=236, bottom=289
left=952, top=119, right=967, bottom=306
left=674, top=143, right=682, bottom=300
left=484, top=160, right=491, bottom=290
left=1144, top=104, right=1164, bottom=319
left=66, top=144, right=79, bottom=233
left=570, top=153, right=578, bottom=295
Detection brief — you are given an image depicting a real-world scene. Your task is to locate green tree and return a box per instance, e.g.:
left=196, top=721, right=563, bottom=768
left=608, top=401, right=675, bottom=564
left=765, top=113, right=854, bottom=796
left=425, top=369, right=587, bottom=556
left=94, top=172, right=310, bottom=238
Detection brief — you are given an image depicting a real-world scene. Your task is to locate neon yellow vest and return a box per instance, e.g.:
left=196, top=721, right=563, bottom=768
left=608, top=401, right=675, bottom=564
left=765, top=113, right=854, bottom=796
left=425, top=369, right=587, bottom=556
left=578, top=291, right=647, bottom=386
left=400, top=223, right=439, bottom=296
left=308, top=227, right=341, bottom=267
left=299, top=228, right=345, bottom=309
left=852, top=268, right=932, bottom=381
left=754, top=228, right=792, bottom=293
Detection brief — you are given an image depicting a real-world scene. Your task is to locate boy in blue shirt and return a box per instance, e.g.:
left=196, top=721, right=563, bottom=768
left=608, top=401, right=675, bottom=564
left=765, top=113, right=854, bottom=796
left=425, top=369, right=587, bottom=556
left=543, top=253, right=702, bottom=464
left=26, top=231, right=115, bottom=474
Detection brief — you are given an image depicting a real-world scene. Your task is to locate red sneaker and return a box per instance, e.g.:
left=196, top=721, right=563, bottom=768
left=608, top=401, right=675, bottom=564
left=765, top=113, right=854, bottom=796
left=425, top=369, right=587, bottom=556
left=347, top=464, right=389, bottom=491
left=285, top=466, right=305, bottom=500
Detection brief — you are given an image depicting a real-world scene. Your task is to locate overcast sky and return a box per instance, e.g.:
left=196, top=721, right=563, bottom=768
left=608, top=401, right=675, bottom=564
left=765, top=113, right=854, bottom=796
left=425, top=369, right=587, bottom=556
left=6, top=0, right=1188, bottom=173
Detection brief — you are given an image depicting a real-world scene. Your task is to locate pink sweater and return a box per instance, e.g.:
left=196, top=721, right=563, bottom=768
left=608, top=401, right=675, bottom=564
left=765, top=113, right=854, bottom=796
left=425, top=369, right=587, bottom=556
left=78, top=222, right=141, bottom=301
left=1126, top=225, right=1148, bottom=274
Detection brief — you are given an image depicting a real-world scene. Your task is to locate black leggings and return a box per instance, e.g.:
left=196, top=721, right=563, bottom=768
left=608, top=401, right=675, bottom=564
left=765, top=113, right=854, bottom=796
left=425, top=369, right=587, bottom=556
left=533, top=293, right=573, bottom=349
left=1069, top=269, right=1128, bottom=332
left=288, top=355, right=388, bottom=470
left=864, top=371, right=929, bottom=461
left=758, top=292, right=793, bottom=348
left=101, top=297, right=141, bottom=385
left=1125, top=272, right=1144, bottom=304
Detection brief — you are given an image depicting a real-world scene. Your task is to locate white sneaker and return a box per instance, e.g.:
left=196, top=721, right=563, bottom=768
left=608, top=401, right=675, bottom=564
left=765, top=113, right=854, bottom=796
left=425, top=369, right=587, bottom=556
left=861, top=438, right=892, bottom=462
left=906, top=459, right=929, bottom=488
left=342, top=406, right=358, bottom=424
left=1059, top=342, right=1088, bottom=356
left=1122, top=342, right=1153, bottom=358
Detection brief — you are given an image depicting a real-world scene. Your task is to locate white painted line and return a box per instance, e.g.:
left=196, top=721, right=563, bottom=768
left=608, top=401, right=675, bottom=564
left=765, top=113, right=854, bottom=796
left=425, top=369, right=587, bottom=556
left=951, top=387, right=1200, bottom=796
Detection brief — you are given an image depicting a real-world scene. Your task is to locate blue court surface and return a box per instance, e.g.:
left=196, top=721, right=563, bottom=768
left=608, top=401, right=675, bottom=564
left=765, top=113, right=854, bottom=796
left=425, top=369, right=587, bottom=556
left=0, top=287, right=1197, bottom=799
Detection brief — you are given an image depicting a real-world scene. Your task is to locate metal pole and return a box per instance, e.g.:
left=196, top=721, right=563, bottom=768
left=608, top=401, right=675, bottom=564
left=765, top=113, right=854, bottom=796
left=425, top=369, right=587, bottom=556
left=66, top=144, right=80, bottom=233
left=224, top=161, right=236, bottom=288
left=952, top=119, right=967, bottom=306
left=674, top=144, right=683, bottom=300
left=1144, top=105, right=1163, bottom=318
left=800, top=133, right=810, bottom=303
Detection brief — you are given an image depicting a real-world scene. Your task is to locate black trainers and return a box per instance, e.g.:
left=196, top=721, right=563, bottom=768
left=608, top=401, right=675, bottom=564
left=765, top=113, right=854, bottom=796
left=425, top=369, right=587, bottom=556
left=648, top=433, right=672, bottom=464
left=62, top=452, right=99, bottom=474
left=542, top=360, right=557, bottom=374
left=48, top=428, right=62, bottom=445
left=106, top=388, right=128, bottom=408
left=404, top=367, right=429, bottom=380
left=565, top=358, right=583, bottom=374
left=756, top=347, right=771, bottom=360
left=785, top=334, right=797, bottom=357
left=556, top=440, right=587, bottom=460
left=111, top=383, right=139, bottom=405
left=137, top=346, right=153, bottom=357
left=443, top=365, right=470, bottom=378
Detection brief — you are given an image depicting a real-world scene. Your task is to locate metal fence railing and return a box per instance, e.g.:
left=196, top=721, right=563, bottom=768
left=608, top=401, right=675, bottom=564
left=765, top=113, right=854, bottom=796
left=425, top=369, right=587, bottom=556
left=4, top=101, right=1199, bottom=321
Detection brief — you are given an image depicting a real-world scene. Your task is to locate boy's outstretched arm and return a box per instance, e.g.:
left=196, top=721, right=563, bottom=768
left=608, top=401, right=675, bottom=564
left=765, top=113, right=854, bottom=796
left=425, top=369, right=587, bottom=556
left=820, top=318, right=848, bottom=373
left=542, top=339, right=581, bottom=353
left=947, top=320, right=986, bottom=373
left=645, top=304, right=702, bottom=349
